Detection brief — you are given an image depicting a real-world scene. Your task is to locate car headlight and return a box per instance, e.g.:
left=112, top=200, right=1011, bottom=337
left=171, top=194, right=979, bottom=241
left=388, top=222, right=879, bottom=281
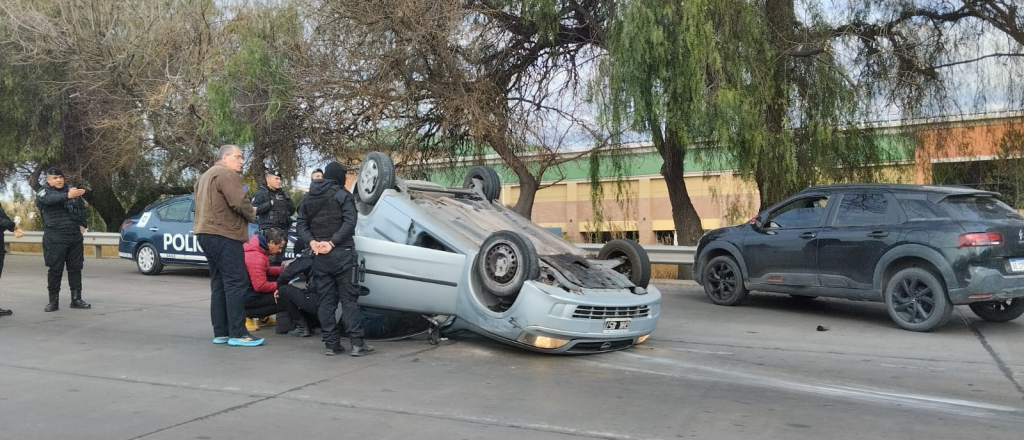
left=517, top=333, right=570, bottom=349
left=635, top=334, right=650, bottom=344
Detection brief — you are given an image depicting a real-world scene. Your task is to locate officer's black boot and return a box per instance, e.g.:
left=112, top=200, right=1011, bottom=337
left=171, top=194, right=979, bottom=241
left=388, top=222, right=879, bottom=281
left=70, top=290, right=91, bottom=309
left=44, top=292, right=59, bottom=312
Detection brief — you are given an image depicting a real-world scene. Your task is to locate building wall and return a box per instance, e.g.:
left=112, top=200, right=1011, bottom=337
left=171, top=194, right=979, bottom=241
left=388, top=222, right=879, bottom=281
left=914, top=117, right=1024, bottom=184
left=510, top=164, right=915, bottom=245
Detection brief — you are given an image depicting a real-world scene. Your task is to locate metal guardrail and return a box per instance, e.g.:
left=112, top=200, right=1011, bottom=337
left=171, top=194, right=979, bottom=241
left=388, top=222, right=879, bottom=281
left=5, top=231, right=697, bottom=265
left=576, top=243, right=696, bottom=265
left=4, top=231, right=120, bottom=258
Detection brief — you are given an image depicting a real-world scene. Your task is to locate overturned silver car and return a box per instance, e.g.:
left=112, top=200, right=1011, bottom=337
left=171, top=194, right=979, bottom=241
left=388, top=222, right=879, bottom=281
left=348, top=152, right=661, bottom=354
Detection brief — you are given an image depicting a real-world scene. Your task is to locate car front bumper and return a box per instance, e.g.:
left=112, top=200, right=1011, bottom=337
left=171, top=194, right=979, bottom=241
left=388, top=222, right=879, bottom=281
left=457, top=281, right=662, bottom=354
left=948, top=268, right=1024, bottom=304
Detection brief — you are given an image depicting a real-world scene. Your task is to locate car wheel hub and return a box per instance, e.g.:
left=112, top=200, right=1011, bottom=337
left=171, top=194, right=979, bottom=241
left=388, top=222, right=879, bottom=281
left=486, top=242, right=518, bottom=283
left=892, top=278, right=934, bottom=323
left=360, top=161, right=379, bottom=196
left=707, top=262, right=736, bottom=299
left=138, top=248, right=154, bottom=271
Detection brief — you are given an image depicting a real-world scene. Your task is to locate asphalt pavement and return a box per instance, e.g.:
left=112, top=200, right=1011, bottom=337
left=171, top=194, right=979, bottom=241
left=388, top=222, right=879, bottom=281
left=0, top=254, right=1022, bottom=440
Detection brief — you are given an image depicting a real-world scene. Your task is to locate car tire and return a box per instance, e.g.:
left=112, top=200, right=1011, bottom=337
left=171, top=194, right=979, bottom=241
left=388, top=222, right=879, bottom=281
left=702, top=256, right=748, bottom=306
left=136, top=243, right=164, bottom=276
left=597, top=239, right=651, bottom=288
left=355, top=151, right=396, bottom=206
left=884, top=267, right=953, bottom=332
left=462, top=166, right=501, bottom=201
left=968, top=299, right=1024, bottom=322
left=477, top=231, right=540, bottom=299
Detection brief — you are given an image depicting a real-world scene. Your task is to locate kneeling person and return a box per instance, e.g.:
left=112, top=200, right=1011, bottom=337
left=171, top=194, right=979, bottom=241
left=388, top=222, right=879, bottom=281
left=243, top=228, right=286, bottom=330
left=276, top=248, right=320, bottom=337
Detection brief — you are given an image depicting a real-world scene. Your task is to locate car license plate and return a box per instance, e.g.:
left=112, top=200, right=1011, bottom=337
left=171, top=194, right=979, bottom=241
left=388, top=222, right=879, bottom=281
left=1011, top=258, right=1024, bottom=272
left=603, top=318, right=632, bottom=333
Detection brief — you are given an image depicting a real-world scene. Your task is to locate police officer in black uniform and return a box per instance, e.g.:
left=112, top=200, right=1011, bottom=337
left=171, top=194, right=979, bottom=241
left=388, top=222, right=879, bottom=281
left=35, top=167, right=91, bottom=312
left=1, top=202, right=26, bottom=317
left=252, top=168, right=295, bottom=265
left=296, top=161, right=375, bottom=357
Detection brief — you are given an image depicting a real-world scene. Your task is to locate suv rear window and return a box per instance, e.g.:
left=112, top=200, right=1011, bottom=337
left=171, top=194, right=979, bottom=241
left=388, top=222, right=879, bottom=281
left=940, top=196, right=1023, bottom=221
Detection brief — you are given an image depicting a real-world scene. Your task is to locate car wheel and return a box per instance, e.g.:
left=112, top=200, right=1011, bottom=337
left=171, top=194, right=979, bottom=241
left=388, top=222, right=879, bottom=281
left=136, top=243, right=164, bottom=275
left=477, top=231, right=540, bottom=299
left=702, top=256, right=748, bottom=306
left=968, top=299, right=1024, bottom=322
left=597, top=239, right=651, bottom=288
left=355, top=151, right=396, bottom=205
left=462, top=166, right=501, bottom=201
left=884, top=268, right=952, bottom=331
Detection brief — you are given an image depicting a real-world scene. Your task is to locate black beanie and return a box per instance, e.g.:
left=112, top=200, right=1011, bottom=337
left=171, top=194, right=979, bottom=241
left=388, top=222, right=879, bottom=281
left=323, top=161, right=347, bottom=183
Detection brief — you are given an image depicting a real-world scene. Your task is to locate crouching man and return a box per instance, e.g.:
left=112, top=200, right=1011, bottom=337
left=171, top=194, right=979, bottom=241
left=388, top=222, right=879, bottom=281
left=243, top=228, right=287, bottom=331
left=275, top=248, right=320, bottom=337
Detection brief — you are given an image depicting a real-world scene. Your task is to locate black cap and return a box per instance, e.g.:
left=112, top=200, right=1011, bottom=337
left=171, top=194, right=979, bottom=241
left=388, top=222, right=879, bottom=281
left=265, top=168, right=282, bottom=178
left=312, top=168, right=323, bottom=174
left=45, top=166, right=64, bottom=177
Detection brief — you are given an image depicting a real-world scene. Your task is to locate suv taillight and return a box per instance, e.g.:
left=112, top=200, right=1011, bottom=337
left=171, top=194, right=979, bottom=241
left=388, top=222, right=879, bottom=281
left=958, top=232, right=1003, bottom=247
left=120, top=220, right=134, bottom=233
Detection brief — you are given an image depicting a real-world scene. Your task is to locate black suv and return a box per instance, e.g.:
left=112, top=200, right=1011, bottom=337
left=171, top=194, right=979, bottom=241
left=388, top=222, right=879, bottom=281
left=693, top=184, right=1024, bottom=331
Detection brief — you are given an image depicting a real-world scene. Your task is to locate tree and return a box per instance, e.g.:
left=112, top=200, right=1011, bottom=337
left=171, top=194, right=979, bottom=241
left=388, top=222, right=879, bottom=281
left=1, top=0, right=220, bottom=230
left=599, top=0, right=901, bottom=247
left=302, top=0, right=611, bottom=218
left=206, top=2, right=311, bottom=182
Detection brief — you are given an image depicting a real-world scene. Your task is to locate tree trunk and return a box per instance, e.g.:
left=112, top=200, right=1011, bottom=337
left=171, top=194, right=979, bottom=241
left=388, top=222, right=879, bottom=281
left=757, top=0, right=798, bottom=211
left=485, top=130, right=539, bottom=219
left=658, top=127, right=704, bottom=246
left=83, top=183, right=128, bottom=232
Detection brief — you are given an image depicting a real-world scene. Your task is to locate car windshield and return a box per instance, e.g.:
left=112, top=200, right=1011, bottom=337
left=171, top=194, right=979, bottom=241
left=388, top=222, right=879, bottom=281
left=940, top=196, right=1023, bottom=221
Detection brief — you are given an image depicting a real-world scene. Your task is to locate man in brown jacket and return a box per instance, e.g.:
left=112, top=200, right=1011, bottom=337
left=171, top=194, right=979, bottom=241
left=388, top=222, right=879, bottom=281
left=194, top=145, right=263, bottom=347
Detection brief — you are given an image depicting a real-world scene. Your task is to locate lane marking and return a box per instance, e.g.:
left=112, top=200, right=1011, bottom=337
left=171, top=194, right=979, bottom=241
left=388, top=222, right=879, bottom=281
left=585, top=351, right=1023, bottom=420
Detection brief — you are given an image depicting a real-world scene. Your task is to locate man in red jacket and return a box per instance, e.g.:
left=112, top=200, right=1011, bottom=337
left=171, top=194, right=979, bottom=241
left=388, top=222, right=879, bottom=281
left=243, top=228, right=287, bottom=330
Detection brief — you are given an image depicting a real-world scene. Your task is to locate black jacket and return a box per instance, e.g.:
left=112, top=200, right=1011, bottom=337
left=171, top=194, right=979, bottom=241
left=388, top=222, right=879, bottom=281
left=1, top=203, right=16, bottom=253
left=35, top=184, right=87, bottom=242
left=252, top=184, right=295, bottom=230
left=296, top=179, right=356, bottom=249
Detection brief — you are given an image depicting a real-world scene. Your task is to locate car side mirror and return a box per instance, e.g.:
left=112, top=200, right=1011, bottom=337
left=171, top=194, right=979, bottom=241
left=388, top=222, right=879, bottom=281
left=753, top=214, right=766, bottom=230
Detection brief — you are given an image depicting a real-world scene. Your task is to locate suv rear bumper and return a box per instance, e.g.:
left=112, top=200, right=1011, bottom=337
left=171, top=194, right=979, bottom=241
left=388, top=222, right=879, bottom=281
left=948, top=268, right=1024, bottom=304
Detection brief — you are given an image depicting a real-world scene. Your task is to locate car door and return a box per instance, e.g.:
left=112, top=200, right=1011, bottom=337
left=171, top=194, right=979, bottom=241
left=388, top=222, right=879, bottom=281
left=743, top=194, right=833, bottom=287
left=153, top=198, right=203, bottom=263
left=354, top=235, right=465, bottom=315
left=816, top=191, right=902, bottom=294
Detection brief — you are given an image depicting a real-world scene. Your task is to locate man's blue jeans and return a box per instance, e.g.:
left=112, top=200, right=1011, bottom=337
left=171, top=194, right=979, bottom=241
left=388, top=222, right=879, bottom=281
left=198, top=234, right=249, bottom=338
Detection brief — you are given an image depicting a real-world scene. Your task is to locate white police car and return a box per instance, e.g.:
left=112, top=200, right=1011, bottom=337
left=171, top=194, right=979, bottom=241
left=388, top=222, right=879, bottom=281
left=118, top=194, right=295, bottom=275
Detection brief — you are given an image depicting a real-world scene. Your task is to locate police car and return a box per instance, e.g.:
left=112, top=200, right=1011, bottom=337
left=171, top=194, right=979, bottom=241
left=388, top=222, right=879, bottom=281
left=118, top=194, right=295, bottom=275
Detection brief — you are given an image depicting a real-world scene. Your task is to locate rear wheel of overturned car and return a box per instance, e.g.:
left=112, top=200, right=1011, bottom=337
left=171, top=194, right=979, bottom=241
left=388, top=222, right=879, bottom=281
left=884, top=267, right=953, bottom=332
left=968, top=298, right=1024, bottom=322
left=477, top=231, right=540, bottom=299
left=597, top=239, right=651, bottom=288
left=136, top=243, right=164, bottom=276
left=703, top=256, right=748, bottom=306
left=462, top=166, right=501, bottom=201
left=355, top=151, right=396, bottom=206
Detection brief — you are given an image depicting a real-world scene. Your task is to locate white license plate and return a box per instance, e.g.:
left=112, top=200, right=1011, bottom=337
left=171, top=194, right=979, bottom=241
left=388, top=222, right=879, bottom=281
left=1011, top=258, right=1024, bottom=272
left=603, top=318, right=632, bottom=333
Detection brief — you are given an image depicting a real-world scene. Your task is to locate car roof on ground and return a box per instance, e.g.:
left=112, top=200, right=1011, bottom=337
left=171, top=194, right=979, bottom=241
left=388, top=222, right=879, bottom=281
left=803, top=183, right=999, bottom=197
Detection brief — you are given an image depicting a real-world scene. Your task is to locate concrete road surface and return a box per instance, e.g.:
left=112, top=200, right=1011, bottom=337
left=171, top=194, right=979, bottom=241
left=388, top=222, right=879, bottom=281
left=0, top=254, right=1022, bottom=440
